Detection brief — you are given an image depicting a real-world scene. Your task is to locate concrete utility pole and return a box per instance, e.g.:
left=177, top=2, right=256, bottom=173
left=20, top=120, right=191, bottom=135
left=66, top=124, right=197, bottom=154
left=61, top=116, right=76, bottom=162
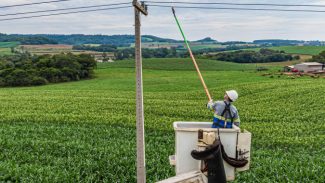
left=133, top=1, right=148, bottom=182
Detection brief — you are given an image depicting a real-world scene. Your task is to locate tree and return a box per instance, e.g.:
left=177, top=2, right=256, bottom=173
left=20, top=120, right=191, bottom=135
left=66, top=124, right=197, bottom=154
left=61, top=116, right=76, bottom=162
left=102, top=52, right=109, bottom=62
left=309, top=50, right=325, bottom=63
left=0, top=53, right=97, bottom=87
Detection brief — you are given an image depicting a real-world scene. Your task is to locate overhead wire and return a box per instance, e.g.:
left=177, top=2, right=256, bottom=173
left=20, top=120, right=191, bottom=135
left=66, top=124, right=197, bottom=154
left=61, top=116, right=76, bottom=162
left=147, top=4, right=325, bottom=13
left=145, top=1, right=325, bottom=8
left=0, top=6, right=132, bottom=21
left=0, top=2, right=130, bottom=17
left=2, top=1, right=325, bottom=22
left=0, top=0, right=71, bottom=9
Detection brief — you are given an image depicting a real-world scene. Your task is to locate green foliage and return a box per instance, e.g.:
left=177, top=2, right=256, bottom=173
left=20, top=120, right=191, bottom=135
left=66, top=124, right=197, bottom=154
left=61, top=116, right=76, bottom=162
left=213, top=49, right=293, bottom=63
left=114, top=48, right=181, bottom=60
left=73, top=44, right=117, bottom=52
left=31, top=76, right=48, bottom=85
left=308, top=50, right=325, bottom=63
left=0, top=59, right=323, bottom=182
left=0, top=53, right=96, bottom=87
left=0, top=34, right=57, bottom=45
left=38, top=34, right=179, bottom=45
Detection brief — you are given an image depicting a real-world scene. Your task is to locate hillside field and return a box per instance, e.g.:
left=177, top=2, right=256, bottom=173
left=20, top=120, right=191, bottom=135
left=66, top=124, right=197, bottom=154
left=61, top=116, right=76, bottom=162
left=0, top=42, right=19, bottom=56
left=0, top=58, right=324, bottom=182
left=238, top=46, right=325, bottom=56
left=0, top=42, right=19, bottom=48
left=268, top=46, right=325, bottom=55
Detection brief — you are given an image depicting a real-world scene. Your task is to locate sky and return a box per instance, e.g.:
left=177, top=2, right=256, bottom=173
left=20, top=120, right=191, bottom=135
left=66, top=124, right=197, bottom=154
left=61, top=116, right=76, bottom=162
left=1, top=0, right=325, bottom=41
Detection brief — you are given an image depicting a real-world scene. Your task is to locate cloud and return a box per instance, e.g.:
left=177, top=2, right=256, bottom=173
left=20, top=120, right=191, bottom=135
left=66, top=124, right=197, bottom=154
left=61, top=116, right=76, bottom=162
left=1, top=0, right=325, bottom=41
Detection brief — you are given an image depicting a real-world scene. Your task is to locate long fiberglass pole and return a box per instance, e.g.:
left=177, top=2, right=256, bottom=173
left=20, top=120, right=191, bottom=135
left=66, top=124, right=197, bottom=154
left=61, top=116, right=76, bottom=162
left=172, top=7, right=212, bottom=101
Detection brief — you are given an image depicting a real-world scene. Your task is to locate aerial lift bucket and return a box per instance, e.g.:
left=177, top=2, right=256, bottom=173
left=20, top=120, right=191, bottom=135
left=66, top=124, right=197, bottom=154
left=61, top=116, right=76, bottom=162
left=157, top=122, right=252, bottom=182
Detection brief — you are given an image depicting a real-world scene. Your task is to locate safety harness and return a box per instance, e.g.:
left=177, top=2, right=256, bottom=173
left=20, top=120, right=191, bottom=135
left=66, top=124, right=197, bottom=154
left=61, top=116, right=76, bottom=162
left=213, top=101, right=234, bottom=128
left=222, top=101, right=234, bottom=123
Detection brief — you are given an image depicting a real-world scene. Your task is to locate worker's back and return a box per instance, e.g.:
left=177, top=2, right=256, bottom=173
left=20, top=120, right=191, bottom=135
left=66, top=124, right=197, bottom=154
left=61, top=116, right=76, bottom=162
left=208, top=101, right=240, bottom=128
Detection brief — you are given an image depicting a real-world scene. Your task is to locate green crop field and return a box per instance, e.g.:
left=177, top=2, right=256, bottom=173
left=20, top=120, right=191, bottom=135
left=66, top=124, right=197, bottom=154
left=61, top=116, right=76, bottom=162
left=99, top=58, right=256, bottom=71
left=238, top=46, right=325, bottom=56
left=0, top=58, right=324, bottom=182
left=0, top=42, right=19, bottom=48
left=262, top=46, right=325, bottom=55
left=0, top=48, right=13, bottom=55
left=0, top=42, right=19, bottom=56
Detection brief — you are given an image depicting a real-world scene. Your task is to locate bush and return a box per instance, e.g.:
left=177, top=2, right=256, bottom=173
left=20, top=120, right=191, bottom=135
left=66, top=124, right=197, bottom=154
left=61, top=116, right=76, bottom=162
left=0, top=53, right=96, bottom=87
left=60, top=76, right=71, bottom=82
left=31, top=77, right=48, bottom=86
left=0, top=78, right=5, bottom=86
left=256, top=67, right=268, bottom=71
left=214, top=49, right=293, bottom=63
left=6, top=69, right=33, bottom=86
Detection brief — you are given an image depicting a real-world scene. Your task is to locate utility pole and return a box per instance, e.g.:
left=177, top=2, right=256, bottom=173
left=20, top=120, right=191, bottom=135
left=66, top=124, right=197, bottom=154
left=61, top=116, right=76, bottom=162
left=133, top=1, right=148, bottom=183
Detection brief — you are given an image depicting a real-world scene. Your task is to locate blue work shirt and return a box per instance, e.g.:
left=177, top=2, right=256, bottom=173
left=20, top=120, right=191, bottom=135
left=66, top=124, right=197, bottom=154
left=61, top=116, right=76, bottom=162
left=207, top=101, right=240, bottom=128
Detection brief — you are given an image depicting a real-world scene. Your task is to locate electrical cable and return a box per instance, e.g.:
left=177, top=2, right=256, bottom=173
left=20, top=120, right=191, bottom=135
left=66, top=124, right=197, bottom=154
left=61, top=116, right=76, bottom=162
left=145, top=1, right=325, bottom=8
left=0, top=6, right=132, bottom=21
left=0, top=2, right=130, bottom=17
left=147, top=4, right=325, bottom=13
left=0, top=0, right=71, bottom=9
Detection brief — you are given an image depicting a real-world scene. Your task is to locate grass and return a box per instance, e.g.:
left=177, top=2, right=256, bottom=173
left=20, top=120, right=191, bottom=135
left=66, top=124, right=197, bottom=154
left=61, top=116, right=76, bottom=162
left=0, top=42, right=19, bottom=56
left=0, top=42, right=19, bottom=48
left=99, top=58, right=257, bottom=71
left=269, top=46, right=325, bottom=55
left=0, top=58, right=324, bottom=182
left=243, top=46, right=325, bottom=55
left=0, top=48, right=13, bottom=55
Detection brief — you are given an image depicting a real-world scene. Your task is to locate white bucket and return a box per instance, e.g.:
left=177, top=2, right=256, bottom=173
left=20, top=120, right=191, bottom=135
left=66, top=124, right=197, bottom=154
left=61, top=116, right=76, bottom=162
left=172, top=121, right=240, bottom=181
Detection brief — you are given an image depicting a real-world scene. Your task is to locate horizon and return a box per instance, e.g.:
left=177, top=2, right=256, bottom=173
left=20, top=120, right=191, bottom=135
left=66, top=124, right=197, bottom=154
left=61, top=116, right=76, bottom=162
left=1, top=33, right=325, bottom=43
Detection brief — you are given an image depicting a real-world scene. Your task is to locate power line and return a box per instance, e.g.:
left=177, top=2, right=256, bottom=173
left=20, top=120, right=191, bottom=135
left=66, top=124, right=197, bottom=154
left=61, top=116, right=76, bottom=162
left=147, top=4, right=325, bottom=13
left=0, top=0, right=71, bottom=9
left=0, top=6, right=131, bottom=22
left=145, top=1, right=325, bottom=8
left=0, top=2, right=130, bottom=17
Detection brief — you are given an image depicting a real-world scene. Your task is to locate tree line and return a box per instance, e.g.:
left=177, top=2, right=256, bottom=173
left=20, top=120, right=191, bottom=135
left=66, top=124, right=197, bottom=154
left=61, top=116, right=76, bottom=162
left=0, top=53, right=96, bottom=87
left=73, top=44, right=117, bottom=52
left=114, top=47, right=186, bottom=60
left=309, top=50, right=325, bottom=63
left=211, top=49, right=299, bottom=63
left=73, top=45, right=259, bottom=60
left=0, top=34, right=58, bottom=45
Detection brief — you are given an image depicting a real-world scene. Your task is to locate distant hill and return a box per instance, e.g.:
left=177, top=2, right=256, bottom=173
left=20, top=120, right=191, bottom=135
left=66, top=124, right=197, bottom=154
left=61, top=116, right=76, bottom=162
left=0, top=33, right=222, bottom=46
left=195, top=37, right=218, bottom=43
left=3, top=33, right=323, bottom=47
left=32, top=34, right=181, bottom=45
left=0, top=34, right=58, bottom=45
left=142, top=35, right=180, bottom=43
left=0, top=33, right=182, bottom=46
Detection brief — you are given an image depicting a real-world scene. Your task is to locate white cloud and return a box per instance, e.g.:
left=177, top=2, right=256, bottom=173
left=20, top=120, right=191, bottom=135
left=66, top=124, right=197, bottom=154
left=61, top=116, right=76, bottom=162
left=1, top=0, right=325, bottom=41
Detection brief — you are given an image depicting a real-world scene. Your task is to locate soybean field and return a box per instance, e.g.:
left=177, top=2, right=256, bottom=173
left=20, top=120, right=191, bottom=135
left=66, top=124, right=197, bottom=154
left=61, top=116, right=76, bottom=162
left=0, top=58, right=324, bottom=182
left=268, top=46, right=325, bottom=55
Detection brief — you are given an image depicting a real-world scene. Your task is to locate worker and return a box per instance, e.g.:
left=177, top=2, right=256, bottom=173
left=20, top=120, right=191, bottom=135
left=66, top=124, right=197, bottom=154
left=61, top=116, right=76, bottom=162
left=207, top=90, right=240, bottom=128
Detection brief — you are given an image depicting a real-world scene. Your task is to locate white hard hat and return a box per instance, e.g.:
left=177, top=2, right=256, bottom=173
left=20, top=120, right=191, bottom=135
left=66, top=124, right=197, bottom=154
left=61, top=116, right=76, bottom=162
left=226, top=90, right=238, bottom=102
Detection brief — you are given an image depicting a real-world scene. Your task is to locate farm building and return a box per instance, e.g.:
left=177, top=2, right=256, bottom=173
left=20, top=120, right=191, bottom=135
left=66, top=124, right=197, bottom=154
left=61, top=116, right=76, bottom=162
left=293, top=62, right=324, bottom=72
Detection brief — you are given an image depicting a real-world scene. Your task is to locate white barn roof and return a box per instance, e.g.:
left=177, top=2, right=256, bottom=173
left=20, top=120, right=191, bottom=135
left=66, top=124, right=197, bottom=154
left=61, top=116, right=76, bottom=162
left=296, top=62, right=323, bottom=66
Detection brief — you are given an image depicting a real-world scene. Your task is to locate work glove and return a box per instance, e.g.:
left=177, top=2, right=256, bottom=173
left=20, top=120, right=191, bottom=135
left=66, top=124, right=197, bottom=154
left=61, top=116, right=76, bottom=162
left=207, top=99, right=214, bottom=109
